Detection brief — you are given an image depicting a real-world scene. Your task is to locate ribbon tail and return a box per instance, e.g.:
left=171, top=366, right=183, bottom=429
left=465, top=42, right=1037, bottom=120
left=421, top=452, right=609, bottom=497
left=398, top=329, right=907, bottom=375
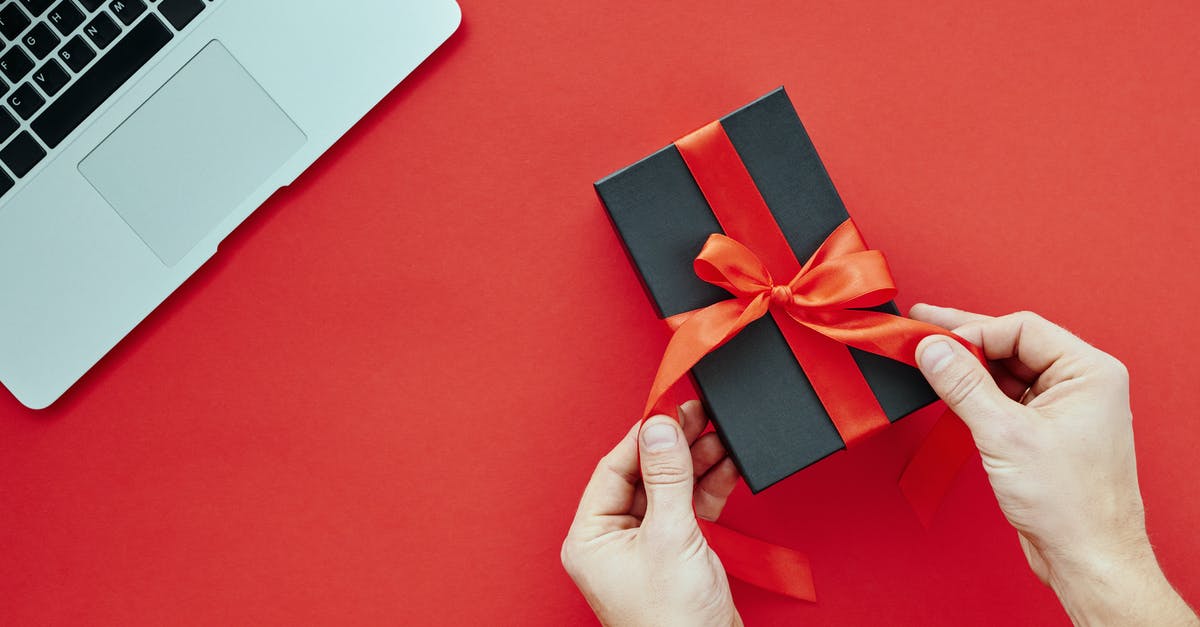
left=793, top=310, right=986, bottom=526
left=699, top=519, right=816, bottom=602
left=643, top=297, right=768, bottom=418
left=898, top=408, right=976, bottom=527
left=793, top=309, right=981, bottom=368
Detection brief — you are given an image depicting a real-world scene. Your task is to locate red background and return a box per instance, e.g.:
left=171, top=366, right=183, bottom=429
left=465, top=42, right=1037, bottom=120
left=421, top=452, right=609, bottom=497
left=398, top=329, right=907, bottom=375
left=2, top=1, right=1198, bottom=624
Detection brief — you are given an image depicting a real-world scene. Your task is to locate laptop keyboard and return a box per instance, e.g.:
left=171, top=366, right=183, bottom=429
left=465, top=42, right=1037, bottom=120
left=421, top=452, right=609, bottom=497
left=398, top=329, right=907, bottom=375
left=0, top=0, right=211, bottom=198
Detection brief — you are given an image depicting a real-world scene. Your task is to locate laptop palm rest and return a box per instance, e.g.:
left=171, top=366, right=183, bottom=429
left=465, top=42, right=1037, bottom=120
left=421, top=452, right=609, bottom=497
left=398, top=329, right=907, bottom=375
left=80, top=40, right=307, bottom=267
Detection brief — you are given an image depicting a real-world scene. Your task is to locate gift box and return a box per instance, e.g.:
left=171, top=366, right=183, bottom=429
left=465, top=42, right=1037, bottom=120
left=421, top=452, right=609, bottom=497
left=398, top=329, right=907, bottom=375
left=595, top=87, right=938, bottom=493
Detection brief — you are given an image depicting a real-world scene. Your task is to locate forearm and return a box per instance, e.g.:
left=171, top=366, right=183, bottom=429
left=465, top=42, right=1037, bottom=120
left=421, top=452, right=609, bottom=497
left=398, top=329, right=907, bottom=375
left=1051, top=549, right=1197, bottom=627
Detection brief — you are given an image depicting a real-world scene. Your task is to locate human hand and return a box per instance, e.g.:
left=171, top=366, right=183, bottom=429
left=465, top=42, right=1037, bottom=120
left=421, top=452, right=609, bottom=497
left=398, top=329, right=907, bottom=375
left=561, top=401, right=743, bottom=627
left=911, top=305, right=1197, bottom=626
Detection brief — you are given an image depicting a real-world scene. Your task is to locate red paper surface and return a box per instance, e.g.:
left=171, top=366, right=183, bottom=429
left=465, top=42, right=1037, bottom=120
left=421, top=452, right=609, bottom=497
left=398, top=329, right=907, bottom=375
left=2, top=1, right=1198, bottom=624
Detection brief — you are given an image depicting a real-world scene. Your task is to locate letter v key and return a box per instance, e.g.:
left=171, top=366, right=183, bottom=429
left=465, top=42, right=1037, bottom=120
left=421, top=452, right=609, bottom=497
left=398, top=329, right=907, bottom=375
left=31, top=61, right=68, bottom=97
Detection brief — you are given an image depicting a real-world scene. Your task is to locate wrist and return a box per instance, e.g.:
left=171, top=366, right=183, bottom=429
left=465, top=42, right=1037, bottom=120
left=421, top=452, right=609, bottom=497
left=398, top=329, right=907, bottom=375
left=1048, top=541, right=1188, bottom=626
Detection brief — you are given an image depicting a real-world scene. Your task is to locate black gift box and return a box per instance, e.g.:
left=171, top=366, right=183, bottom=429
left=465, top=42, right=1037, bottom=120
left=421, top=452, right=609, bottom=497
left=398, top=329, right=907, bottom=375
left=595, top=87, right=938, bottom=493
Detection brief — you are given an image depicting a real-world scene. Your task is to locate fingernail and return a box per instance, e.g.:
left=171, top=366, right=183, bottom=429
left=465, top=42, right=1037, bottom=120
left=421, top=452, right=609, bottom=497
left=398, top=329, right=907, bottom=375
left=641, top=420, right=679, bottom=452
left=919, top=339, right=955, bottom=373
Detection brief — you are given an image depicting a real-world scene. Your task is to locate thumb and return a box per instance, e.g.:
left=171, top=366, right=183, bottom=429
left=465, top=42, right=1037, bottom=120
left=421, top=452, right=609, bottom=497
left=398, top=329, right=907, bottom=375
left=638, top=415, right=698, bottom=539
left=916, top=335, right=1012, bottom=433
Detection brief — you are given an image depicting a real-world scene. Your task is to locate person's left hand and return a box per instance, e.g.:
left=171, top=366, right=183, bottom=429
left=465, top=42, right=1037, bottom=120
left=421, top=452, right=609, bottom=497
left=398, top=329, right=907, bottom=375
left=561, top=401, right=743, bottom=627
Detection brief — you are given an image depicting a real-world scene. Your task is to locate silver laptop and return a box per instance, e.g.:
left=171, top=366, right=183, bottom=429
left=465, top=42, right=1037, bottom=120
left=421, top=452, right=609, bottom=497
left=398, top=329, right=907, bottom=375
left=0, top=0, right=461, bottom=408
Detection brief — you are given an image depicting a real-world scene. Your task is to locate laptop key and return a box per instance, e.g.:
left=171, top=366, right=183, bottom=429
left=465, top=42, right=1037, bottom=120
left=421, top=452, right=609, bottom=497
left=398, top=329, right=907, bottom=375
left=107, top=0, right=143, bottom=26
left=158, top=0, right=202, bottom=30
left=78, top=0, right=103, bottom=10
left=17, top=0, right=53, bottom=17
left=0, top=4, right=32, bottom=41
left=57, top=34, right=94, bottom=71
left=0, top=167, right=13, bottom=197
left=0, top=106, right=17, bottom=141
left=22, top=22, right=59, bottom=59
left=0, top=46, right=33, bottom=83
left=32, top=57, right=66, bottom=95
left=83, top=11, right=118, bottom=49
left=47, top=1, right=84, bottom=35
left=8, top=82, right=42, bottom=118
left=1, top=131, right=45, bottom=176
left=32, top=15, right=171, bottom=148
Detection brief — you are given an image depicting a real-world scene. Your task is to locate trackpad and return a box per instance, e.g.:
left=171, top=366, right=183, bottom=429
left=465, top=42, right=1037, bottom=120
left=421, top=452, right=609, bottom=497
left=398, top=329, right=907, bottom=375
left=80, top=41, right=306, bottom=266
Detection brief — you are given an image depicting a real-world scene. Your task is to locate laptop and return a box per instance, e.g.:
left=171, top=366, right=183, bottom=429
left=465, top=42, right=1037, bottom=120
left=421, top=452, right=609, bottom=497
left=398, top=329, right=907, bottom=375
left=0, top=0, right=461, bottom=408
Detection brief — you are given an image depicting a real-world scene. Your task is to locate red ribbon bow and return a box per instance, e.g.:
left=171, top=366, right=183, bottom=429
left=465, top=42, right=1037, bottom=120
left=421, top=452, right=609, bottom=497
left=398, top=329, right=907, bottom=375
left=645, top=219, right=936, bottom=445
left=639, top=119, right=986, bottom=602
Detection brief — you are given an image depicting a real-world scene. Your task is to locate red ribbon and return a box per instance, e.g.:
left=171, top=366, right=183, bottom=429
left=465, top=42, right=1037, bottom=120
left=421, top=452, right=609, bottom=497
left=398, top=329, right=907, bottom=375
left=643, top=120, right=985, bottom=601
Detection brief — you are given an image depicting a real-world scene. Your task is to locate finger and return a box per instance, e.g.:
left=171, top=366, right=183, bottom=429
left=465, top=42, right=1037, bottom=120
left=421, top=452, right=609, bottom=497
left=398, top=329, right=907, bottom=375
left=694, top=458, right=740, bottom=522
left=997, top=357, right=1040, bottom=386
left=909, top=303, right=992, bottom=329
left=916, top=335, right=1020, bottom=437
left=913, top=305, right=1039, bottom=391
left=572, top=421, right=641, bottom=523
left=690, top=432, right=728, bottom=478
left=630, top=486, right=647, bottom=520
left=950, top=319, right=1036, bottom=381
left=638, top=415, right=699, bottom=540
left=631, top=404, right=712, bottom=521
left=950, top=311, right=1097, bottom=383
left=679, top=400, right=708, bottom=445
left=990, top=363, right=1032, bottom=401
left=632, top=430, right=727, bottom=519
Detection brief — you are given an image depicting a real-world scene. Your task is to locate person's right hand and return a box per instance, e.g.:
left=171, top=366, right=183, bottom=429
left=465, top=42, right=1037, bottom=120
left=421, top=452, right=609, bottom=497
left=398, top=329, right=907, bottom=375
left=910, top=305, right=1196, bottom=626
